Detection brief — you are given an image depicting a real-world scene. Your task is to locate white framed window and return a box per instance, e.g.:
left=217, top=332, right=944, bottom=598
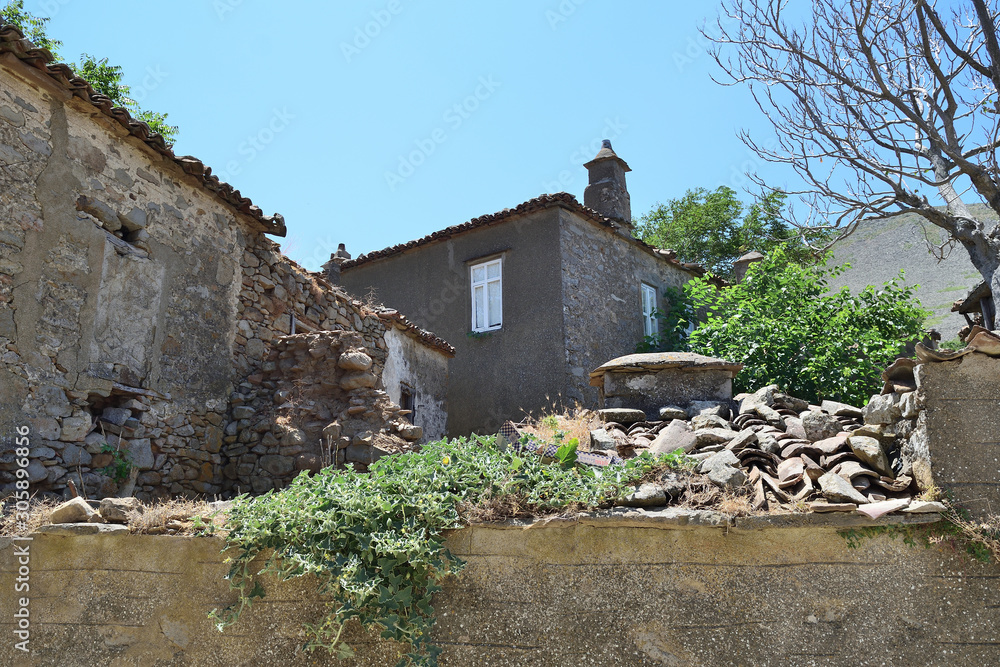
left=471, top=258, right=503, bottom=332
left=641, top=283, right=658, bottom=337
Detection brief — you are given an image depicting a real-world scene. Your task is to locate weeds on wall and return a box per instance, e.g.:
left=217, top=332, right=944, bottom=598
left=841, top=500, right=1000, bottom=566
left=212, top=435, right=684, bottom=666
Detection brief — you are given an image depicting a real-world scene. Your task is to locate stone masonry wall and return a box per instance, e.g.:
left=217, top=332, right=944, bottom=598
left=1, top=513, right=998, bottom=666
left=558, top=209, right=692, bottom=408
left=0, top=57, right=446, bottom=503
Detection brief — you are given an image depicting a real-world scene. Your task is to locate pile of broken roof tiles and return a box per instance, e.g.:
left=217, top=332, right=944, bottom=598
left=593, top=375, right=942, bottom=518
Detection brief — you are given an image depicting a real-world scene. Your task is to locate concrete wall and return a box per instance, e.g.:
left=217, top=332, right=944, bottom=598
left=341, top=209, right=567, bottom=436
left=0, top=57, right=445, bottom=501
left=558, top=209, right=693, bottom=408
left=2, top=512, right=998, bottom=666
left=382, top=326, right=449, bottom=442
left=917, top=353, right=1000, bottom=517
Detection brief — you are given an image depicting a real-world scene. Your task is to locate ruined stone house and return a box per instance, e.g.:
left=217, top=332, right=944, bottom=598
left=0, top=26, right=452, bottom=502
left=338, top=141, right=708, bottom=435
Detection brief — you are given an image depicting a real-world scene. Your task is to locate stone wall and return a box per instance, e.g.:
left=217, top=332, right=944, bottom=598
left=0, top=55, right=449, bottom=502
left=558, top=208, right=693, bottom=408
left=911, top=352, right=1000, bottom=517
left=2, top=512, right=998, bottom=666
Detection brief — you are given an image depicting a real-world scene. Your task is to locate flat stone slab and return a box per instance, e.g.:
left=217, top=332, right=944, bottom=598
left=590, top=352, right=743, bottom=386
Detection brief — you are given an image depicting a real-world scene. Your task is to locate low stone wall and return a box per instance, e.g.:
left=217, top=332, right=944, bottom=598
left=916, top=352, right=1000, bottom=517
left=2, top=511, right=998, bottom=666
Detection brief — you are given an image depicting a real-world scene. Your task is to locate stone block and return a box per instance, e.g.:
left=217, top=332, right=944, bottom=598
left=59, top=416, right=92, bottom=442
left=49, top=497, right=95, bottom=524
left=259, top=455, right=294, bottom=476
left=99, top=497, right=141, bottom=523
left=126, top=439, right=154, bottom=470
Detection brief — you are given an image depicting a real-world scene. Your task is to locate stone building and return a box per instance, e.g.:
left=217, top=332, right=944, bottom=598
left=0, top=26, right=452, bottom=502
left=338, top=141, right=707, bottom=435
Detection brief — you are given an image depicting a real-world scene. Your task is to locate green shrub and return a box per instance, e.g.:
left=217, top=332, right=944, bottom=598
left=213, top=435, right=684, bottom=666
left=680, top=247, right=927, bottom=406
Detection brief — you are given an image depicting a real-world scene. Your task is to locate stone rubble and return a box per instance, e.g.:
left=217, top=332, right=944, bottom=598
left=597, top=381, right=934, bottom=515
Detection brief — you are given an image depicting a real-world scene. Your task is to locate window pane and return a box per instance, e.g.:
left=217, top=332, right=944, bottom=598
left=472, top=266, right=485, bottom=283
left=486, top=261, right=500, bottom=280
left=487, top=280, right=501, bottom=327
left=472, top=287, right=486, bottom=329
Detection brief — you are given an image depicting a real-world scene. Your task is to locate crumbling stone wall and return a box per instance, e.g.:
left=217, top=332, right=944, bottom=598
left=558, top=208, right=692, bottom=408
left=0, top=56, right=449, bottom=503
left=221, top=330, right=423, bottom=494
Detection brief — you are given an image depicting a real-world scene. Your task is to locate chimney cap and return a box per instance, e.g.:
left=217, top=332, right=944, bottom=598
left=584, top=139, right=631, bottom=171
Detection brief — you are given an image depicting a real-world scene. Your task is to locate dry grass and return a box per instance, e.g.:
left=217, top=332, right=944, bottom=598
left=0, top=496, right=60, bottom=537
left=939, top=508, right=1000, bottom=565
left=128, top=498, right=228, bottom=535
left=518, top=403, right=601, bottom=450
left=458, top=494, right=591, bottom=524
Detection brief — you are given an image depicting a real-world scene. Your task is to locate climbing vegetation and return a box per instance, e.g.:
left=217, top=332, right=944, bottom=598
left=213, top=435, right=684, bottom=666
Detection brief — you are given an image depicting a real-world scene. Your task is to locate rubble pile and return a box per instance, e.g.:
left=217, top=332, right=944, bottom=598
left=221, top=331, right=423, bottom=494
left=593, top=374, right=944, bottom=517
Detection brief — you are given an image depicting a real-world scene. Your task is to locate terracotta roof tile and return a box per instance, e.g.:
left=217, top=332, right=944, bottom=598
left=0, top=25, right=285, bottom=236
left=340, top=192, right=709, bottom=277
left=374, top=308, right=456, bottom=357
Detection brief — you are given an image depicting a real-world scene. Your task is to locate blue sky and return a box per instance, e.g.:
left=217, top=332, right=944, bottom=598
left=35, top=0, right=791, bottom=271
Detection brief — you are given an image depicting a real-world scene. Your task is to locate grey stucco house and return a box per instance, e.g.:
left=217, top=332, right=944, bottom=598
left=336, top=142, right=705, bottom=435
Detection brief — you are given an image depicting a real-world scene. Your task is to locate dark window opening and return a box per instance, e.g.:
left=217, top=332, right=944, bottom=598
left=400, top=384, right=415, bottom=424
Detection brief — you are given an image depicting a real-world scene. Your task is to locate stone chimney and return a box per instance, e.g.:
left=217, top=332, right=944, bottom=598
left=322, top=243, right=352, bottom=283
left=732, top=251, right=765, bottom=283
left=584, top=140, right=632, bottom=232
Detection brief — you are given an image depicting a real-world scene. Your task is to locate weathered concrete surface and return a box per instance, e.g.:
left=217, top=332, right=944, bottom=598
left=382, top=325, right=448, bottom=442
left=918, top=353, right=1000, bottom=517
left=590, top=352, right=740, bottom=417
left=2, top=513, right=998, bottom=666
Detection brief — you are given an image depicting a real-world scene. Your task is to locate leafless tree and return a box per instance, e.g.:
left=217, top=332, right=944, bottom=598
left=705, top=0, right=1000, bottom=324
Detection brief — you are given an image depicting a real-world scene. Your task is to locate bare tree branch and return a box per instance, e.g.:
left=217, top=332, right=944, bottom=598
left=703, top=0, right=1000, bottom=323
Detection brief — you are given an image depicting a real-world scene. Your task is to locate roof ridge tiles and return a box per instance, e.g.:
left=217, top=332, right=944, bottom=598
left=0, top=24, right=286, bottom=236
left=341, top=192, right=709, bottom=277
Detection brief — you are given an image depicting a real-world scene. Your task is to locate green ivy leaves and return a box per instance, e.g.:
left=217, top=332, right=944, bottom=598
left=213, top=435, right=682, bottom=665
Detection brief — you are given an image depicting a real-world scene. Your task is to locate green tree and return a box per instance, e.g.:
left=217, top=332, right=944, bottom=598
left=634, top=187, right=822, bottom=278
left=1, top=1, right=177, bottom=144
left=676, top=247, right=928, bottom=406
left=0, top=0, right=60, bottom=55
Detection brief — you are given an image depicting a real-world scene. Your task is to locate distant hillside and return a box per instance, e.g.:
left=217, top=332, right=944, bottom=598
left=825, top=206, right=995, bottom=341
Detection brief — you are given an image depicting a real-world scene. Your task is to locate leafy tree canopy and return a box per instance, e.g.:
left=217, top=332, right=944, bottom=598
left=646, top=247, right=929, bottom=406
left=1, top=1, right=177, bottom=144
left=634, top=186, right=825, bottom=278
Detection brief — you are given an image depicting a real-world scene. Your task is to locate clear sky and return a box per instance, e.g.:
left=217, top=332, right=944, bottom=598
left=35, top=0, right=792, bottom=271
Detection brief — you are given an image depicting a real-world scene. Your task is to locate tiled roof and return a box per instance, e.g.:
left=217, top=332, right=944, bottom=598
left=374, top=308, right=456, bottom=357
left=0, top=25, right=285, bottom=236
left=340, top=192, right=708, bottom=276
